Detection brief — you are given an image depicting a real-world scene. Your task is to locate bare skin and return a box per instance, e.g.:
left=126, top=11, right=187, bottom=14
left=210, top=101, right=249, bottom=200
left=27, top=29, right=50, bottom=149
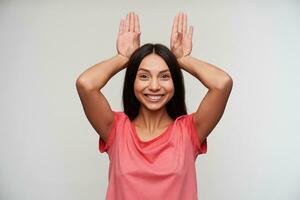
left=75, top=11, right=233, bottom=145
left=170, top=12, right=233, bottom=145
left=131, top=53, right=175, bottom=141
left=133, top=12, right=233, bottom=143
left=75, top=12, right=140, bottom=143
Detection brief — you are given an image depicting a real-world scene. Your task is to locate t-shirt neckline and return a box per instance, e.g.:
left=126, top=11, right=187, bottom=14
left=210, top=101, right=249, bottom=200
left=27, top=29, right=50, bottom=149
left=130, top=120, right=174, bottom=144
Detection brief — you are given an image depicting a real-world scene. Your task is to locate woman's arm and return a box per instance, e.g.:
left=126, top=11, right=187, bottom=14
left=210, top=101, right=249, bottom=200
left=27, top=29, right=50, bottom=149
left=170, top=12, right=233, bottom=145
left=76, top=11, right=141, bottom=90
left=75, top=12, right=141, bottom=142
left=76, top=55, right=128, bottom=91
left=178, top=56, right=232, bottom=90
left=178, top=54, right=233, bottom=147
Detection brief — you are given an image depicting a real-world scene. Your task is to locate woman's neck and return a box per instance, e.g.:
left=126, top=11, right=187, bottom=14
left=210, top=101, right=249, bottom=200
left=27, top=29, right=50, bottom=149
left=132, top=107, right=174, bottom=133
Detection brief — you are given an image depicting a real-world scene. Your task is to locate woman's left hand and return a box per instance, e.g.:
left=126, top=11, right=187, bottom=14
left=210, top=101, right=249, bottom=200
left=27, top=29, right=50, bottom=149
left=117, top=11, right=141, bottom=59
left=170, top=12, right=193, bottom=60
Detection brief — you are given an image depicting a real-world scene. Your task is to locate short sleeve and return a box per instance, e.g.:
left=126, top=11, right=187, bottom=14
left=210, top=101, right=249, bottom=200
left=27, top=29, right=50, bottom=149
left=99, top=111, right=123, bottom=154
left=180, top=113, right=208, bottom=157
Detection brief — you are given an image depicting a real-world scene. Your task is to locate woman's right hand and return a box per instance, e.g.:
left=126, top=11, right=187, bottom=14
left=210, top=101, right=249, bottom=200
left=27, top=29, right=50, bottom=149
left=116, top=11, right=141, bottom=59
left=170, top=12, right=193, bottom=61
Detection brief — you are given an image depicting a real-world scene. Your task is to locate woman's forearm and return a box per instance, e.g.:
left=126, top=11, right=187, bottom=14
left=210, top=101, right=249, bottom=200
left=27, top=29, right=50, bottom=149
left=178, top=56, right=232, bottom=90
left=76, top=54, right=128, bottom=91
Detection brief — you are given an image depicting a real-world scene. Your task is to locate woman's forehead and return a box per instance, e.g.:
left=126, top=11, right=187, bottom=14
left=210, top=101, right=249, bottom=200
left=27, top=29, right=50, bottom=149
left=138, top=54, right=169, bottom=72
left=137, top=68, right=170, bottom=74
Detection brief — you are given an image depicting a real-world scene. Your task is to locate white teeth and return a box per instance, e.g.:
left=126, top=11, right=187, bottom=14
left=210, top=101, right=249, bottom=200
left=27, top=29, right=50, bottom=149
left=146, top=95, right=163, bottom=100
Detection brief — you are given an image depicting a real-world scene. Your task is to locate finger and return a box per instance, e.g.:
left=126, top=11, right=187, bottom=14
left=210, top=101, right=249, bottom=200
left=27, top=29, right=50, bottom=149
left=188, top=25, right=193, bottom=39
left=118, top=19, right=122, bottom=35
left=122, top=18, right=126, bottom=32
left=135, top=14, right=140, bottom=33
left=182, top=13, right=187, bottom=34
left=119, top=19, right=125, bottom=34
left=125, top=13, right=130, bottom=31
left=178, top=12, right=182, bottom=33
left=130, top=12, right=134, bottom=32
left=178, top=32, right=183, bottom=39
left=171, top=14, right=179, bottom=37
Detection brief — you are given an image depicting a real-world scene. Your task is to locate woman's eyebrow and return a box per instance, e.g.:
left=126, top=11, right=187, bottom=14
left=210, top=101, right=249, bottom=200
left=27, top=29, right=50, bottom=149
left=138, top=68, right=170, bottom=73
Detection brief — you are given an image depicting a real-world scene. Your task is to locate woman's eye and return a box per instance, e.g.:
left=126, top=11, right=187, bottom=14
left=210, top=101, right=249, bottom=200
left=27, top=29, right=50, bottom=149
left=161, top=74, right=170, bottom=79
left=138, top=74, right=170, bottom=79
left=139, top=75, right=148, bottom=79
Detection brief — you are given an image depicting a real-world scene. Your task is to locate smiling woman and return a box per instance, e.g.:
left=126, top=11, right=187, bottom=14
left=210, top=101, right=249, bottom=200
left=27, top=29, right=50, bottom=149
left=135, top=54, right=175, bottom=109
left=122, top=43, right=187, bottom=121
left=75, top=11, right=232, bottom=200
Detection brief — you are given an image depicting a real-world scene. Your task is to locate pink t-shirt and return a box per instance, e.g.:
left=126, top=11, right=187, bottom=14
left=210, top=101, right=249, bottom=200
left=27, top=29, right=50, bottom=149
left=99, top=111, right=207, bottom=200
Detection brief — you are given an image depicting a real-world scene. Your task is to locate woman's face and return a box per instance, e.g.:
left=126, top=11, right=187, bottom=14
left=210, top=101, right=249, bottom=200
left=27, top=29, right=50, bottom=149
left=134, top=53, right=174, bottom=112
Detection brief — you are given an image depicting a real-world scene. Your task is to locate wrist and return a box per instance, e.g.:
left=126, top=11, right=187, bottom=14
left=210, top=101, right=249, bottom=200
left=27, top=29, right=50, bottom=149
left=116, top=54, right=129, bottom=63
left=113, top=54, right=129, bottom=70
left=117, top=53, right=129, bottom=60
left=177, top=55, right=192, bottom=68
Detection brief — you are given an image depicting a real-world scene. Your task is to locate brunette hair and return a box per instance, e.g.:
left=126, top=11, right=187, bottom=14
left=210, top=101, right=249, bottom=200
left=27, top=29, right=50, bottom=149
left=122, top=43, right=187, bottom=120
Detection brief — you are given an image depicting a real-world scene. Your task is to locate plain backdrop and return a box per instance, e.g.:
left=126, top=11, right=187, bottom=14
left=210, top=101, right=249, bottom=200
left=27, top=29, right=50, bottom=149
left=1, top=0, right=299, bottom=199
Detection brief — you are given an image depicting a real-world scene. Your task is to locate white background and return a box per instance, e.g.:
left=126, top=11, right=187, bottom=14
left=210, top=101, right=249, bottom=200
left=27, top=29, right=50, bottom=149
left=1, top=0, right=299, bottom=199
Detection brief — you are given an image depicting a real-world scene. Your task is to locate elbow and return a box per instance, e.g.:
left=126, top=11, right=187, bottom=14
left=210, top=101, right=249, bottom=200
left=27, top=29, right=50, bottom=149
left=224, top=75, right=233, bottom=87
left=217, top=75, right=233, bottom=90
left=76, top=76, right=93, bottom=91
left=76, top=76, right=85, bottom=88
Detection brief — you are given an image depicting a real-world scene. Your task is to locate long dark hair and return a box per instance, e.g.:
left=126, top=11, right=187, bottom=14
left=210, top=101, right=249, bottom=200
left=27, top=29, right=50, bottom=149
left=122, top=43, right=187, bottom=121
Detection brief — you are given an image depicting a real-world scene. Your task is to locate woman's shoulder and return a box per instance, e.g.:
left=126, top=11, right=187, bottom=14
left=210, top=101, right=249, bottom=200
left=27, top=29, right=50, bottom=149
left=112, top=111, right=128, bottom=120
left=174, top=112, right=194, bottom=121
left=173, top=112, right=195, bottom=127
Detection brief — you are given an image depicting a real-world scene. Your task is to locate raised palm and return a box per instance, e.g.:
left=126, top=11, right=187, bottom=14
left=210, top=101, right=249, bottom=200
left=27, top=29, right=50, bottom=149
left=117, top=12, right=141, bottom=58
left=170, top=12, right=193, bottom=59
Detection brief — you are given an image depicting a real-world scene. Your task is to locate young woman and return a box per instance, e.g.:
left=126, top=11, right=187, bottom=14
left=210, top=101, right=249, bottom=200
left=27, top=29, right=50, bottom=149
left=76, top=11, right=233, bottom=200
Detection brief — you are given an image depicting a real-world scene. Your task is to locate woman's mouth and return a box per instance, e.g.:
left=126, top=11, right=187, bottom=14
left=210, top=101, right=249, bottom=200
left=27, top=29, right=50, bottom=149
left=144, top=94, right=164, bottom=102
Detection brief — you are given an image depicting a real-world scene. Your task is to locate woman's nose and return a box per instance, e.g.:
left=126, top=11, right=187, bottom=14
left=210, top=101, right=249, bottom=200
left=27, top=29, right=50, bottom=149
left=149, top=78, right=161, bottom=90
